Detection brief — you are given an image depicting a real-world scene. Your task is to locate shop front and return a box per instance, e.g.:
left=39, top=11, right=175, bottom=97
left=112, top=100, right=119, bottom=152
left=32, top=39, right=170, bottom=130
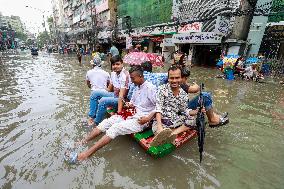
left=173, top=32, right=222, bottom=66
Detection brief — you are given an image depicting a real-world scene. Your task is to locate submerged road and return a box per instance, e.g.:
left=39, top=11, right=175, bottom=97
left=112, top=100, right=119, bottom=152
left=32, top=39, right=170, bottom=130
left=0, top=50, right=283, bottom=189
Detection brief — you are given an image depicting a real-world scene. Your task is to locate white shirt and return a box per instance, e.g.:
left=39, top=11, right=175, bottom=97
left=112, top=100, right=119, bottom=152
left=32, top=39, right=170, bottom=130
left=86, top=67, right=110, bottom=91
left=244, top=66, right=254, bottom=78
left=110, top=68, right=130, bottom=97
left=130, top=81, right=157, bottom=117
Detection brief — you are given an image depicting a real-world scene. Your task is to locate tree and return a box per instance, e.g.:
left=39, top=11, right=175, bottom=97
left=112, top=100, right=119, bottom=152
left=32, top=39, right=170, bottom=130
left=47, top=16, right=54, bottom=31
left=37, top=31, right=50, bottom=48
left=15, top=31, right=27, bottom=41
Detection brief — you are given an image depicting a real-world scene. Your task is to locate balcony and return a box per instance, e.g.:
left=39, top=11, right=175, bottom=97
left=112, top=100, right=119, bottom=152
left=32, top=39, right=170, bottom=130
left=63, top=2, right=69, bottom=9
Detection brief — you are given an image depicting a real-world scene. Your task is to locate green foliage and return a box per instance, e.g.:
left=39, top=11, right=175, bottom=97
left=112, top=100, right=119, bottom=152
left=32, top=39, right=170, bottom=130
left=37, top=31, right=50, bottom=48
left=26, top=38, right=33, bottom=47
left=47, top=16, right=54, bottom=29
left=15, top=31, right=27, bottom=41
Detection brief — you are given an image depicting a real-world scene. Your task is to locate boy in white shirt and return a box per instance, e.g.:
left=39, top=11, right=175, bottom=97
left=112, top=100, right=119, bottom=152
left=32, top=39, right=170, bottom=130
left=86, top=56, right=110, bottom=91
left=88, top=55, right=130, bottom=126
left=66, top=66, right=156, bottom=162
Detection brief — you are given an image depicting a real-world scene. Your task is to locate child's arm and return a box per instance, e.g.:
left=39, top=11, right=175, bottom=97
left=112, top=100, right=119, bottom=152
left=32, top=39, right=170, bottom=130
left=186, top=107, right=206, bottom=116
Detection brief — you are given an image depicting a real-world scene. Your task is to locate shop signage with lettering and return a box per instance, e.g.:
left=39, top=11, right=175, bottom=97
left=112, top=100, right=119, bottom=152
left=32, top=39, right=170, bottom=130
left=215, top=16, right=230, bottom=36
left=162, top=38, right=175, bottom=47
left=172, top=32, right=222, bottom=44
left=178, top=22, right=202, bottom=33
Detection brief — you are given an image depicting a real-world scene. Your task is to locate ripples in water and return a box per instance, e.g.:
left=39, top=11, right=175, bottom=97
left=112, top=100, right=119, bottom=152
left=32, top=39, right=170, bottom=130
left=0, top=52, right=283, bottom=188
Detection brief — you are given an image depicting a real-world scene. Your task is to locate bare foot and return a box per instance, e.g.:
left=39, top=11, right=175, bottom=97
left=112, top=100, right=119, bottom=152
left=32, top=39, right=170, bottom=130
left=87, top=118, right=95, bottom=126
left=77, top=152, right=89, bottom=161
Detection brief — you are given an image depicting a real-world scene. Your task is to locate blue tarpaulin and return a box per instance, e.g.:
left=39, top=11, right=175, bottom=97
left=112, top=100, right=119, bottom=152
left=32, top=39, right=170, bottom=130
left=245, top=57, right=259, bottom=65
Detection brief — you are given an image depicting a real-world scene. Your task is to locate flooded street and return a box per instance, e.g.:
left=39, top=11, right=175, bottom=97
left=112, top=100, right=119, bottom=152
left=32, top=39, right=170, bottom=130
left=0, top=51, right=284, bottom=189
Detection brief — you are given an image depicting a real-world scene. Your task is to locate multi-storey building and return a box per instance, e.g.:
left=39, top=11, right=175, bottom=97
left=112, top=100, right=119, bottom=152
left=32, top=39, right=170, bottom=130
left=56, top=0, right=280, bottom=60
left=51, top=0, right=65, bottom=43
left=95, top=0, right=117, bottom=44
left=171, top=0, right=243, bottom=65
left=0, top=13, right=18, bottom=49
left=0, top=15, right=10, bottom=30
left=60, top=0, right=117, bottom=50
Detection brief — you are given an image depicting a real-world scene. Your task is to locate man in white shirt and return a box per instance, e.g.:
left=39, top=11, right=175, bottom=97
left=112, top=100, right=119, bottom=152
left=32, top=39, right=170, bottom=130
left=86, top=56, right=110, bottom=91
left=68, top=66, right=156, bottom=162
left=87, top=56, right=110, bottom=126
left=88, top=55, right=130, bottom=126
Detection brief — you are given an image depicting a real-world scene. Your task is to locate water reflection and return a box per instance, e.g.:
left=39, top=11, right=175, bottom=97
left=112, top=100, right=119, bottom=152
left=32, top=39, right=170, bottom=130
left=0, top=51, right=283, bottom=188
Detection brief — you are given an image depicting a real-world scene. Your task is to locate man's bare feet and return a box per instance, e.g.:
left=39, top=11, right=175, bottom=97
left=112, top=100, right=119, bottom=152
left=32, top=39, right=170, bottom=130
left=77, top=152, right=89, bottom=161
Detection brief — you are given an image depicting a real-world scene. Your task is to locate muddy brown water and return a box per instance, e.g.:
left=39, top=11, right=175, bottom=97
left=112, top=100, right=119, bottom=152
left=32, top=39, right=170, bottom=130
left=0, top=51, right=283, bottom=189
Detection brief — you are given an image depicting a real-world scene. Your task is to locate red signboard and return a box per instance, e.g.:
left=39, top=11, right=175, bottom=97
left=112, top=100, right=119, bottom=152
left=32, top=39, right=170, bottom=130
left=178, top=22, right=202, bottom=33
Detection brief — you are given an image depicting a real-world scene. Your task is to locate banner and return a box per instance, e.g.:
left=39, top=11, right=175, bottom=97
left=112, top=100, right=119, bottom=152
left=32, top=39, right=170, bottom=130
left=178, top=22, right=202, bottom=33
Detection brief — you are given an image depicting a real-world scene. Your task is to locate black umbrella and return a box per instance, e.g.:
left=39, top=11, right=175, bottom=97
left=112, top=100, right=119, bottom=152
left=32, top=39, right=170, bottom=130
left=196, top=83, right=206, bottom=163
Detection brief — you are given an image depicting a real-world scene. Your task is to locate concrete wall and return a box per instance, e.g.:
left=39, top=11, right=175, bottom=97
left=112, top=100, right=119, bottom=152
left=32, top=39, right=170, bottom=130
left=247, top=0, right=273, bottom=56
left=227, top=45, right=241, bottom=55
left=230, top=0, right=253, bottom=40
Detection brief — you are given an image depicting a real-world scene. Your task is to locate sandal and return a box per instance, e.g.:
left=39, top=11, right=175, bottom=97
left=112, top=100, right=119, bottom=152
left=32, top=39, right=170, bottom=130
left=150, top=128, right=172, bottom=147
left=221, top=112, right=229, bottom=118
left=64, top=150, right=78, bottom=164
left=209, top=112, right=229, bottom=128
left=166, top=133, right=177, bottom=144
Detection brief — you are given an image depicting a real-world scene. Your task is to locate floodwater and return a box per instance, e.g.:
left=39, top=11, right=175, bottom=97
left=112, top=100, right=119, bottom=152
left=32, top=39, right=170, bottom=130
left=0, top=51, right=283, bottom=189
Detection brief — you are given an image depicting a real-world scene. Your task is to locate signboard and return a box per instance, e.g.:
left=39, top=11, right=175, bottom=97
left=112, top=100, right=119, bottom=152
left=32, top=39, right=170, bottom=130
left=178, top=22, right=202, bottom=33
left=163, top=25, right=176, bottom=34
left=150, top=27, right=163, bottom=35
left=172, top=32, right=222, bottom=44
left=215, top=16, right=230, bottom=36
left=162, top=38, right=175, bottom=47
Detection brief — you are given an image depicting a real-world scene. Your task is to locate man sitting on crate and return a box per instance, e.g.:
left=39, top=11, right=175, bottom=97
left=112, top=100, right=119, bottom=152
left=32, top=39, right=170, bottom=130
left=150, top=65, right=206, bottom=147
left=65, top=66, right=157, bottom=163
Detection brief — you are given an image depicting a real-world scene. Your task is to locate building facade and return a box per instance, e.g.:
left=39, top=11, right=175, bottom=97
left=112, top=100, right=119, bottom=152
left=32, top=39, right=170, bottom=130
left=0, top=13, right=26, bottom=49
left=51, top=0, right=282, bottom=60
